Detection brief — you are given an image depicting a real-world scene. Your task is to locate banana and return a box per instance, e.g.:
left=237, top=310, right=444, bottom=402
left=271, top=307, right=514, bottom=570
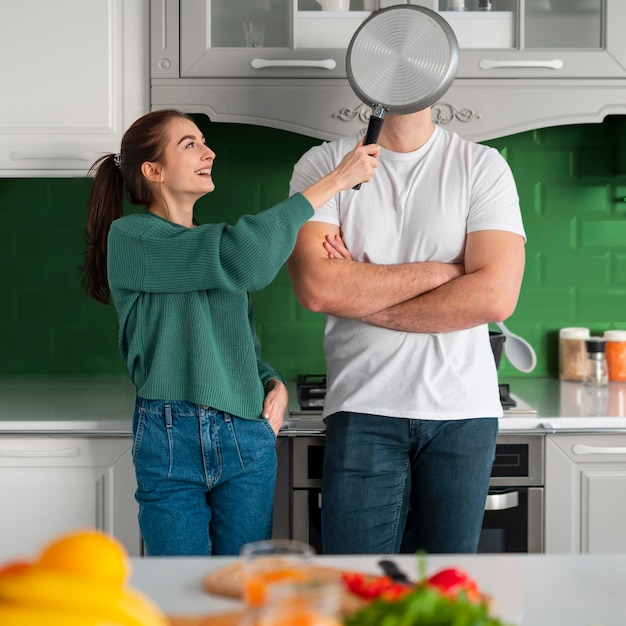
left=0, top=603, right=122, bottom=626
left=0, top=566, right=167, bottom=626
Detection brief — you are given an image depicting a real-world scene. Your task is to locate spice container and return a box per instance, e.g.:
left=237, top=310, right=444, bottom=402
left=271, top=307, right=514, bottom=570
left=604, top=330, right=626, bottom=382
left=559, top=327, right=590, bottom=381
left=583, top=338, right=608, bottom=387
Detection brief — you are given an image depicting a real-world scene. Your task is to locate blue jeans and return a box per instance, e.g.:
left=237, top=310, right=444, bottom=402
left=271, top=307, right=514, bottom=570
left=321, top=412, right=498, bottom=554
left=132, top=397, right=277, bottom=556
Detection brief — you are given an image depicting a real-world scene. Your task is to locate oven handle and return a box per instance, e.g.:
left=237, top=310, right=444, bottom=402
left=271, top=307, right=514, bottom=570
left=484, top=491, right=519, bottom=511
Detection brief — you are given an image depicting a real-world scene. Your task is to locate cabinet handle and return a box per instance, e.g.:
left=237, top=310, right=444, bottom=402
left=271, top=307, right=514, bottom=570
left=484, top=491, right=519, bottom=511
left=479, top=59, right=564, bottom=70
left=572, top=444, right=626, bottom=456
left=10, top=151, right=95, bottom=162
left=0, top=447, right=81, bottom=458
left=251, top=58, right=337, bottom=70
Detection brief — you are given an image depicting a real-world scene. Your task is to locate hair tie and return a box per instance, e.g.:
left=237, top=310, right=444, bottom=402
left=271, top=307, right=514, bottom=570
left=113, top=153, right=121, bottom=168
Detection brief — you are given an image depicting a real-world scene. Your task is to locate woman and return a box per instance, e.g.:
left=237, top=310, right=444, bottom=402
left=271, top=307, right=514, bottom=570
left=82, top=109, right=378, bottom=555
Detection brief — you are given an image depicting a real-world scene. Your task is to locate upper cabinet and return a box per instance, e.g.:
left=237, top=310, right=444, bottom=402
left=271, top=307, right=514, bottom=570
left=153, top=0, right=395, bottom=81
left=421, top=0, right=626, bottom=79
left=151, top=0, right=626, bottom=141
left=0, top=0, right=149, bottom=177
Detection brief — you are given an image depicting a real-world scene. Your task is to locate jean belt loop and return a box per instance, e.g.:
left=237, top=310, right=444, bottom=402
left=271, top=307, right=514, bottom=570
left=164, top=402, right=172, bottom=428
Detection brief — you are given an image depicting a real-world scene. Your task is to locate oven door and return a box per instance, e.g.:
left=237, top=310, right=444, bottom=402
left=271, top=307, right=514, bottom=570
left=289, top=435, right=544, bottom=554
left=478, top=487, right=544, bottom=553
left=292, top=486, right=544, bottom=555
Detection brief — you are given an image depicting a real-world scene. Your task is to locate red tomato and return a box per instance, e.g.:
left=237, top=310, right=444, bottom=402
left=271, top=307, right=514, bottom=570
left=427, top=567, right=480, bottom=602
left=342, top=572, right=412, bottom=601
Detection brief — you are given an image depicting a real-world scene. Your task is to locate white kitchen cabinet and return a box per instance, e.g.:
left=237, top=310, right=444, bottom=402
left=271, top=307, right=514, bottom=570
left=413, top=1, right=626, bottom=80
left=153, top=0, right=399, bottom=82
left=545, top=433, right=626, bottom=554
left=152, top=0, right=626, bottom=141
left=0, top=0, right=148, bottom=177
left=0, top=436, right=140, bottom=560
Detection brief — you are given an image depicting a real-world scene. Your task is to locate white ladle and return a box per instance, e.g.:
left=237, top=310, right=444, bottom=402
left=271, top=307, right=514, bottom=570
left=495, top=322, right=537, bottom=373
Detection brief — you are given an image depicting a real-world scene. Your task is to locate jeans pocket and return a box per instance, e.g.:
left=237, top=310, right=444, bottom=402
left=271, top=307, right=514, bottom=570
left=131, top=399, right=148, bottom=461
left=261, top=418, right=278, bottom=442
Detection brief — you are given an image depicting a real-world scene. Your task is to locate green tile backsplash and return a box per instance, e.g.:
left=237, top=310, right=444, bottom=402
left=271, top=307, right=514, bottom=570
left=2, top=115, right=626, bottom=381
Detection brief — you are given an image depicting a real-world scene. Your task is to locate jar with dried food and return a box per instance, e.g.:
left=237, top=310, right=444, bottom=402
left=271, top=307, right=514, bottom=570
left=559, top=327, right=590, bottom=381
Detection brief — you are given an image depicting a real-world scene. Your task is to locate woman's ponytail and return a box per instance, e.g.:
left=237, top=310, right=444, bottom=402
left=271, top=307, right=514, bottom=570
left=81, top=109, right=193, bottom=304
left=82, top=153, right=124, bottom=304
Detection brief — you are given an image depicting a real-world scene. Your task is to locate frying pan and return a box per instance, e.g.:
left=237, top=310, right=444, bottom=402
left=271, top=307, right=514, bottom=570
left=346, top=5, right=459, bottom=188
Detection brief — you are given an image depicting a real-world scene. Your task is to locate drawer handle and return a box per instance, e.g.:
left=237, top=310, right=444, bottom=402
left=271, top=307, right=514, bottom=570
left=479, top=59, right=564, bottom=70
left=484, top=491, right=519, bottom=511
left=251, top=58, right=337, bottom=70
left=0, top=447, right=81, bottom=458
left=572, top=444, right=626, bottom=456
left=10, top=151, right=95, bottom=162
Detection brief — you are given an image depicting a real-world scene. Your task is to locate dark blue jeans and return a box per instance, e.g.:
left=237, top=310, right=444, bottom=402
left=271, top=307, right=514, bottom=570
left=132, top=397, right=277, bottom=556
left=321, top=412, right=498, bottom=554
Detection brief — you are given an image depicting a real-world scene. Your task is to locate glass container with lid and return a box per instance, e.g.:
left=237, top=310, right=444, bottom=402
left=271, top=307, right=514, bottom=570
left=583, top=338, right=609, bottom=387
left=559, top=327, right=590, bottom=381
left=604, top=330, right=626, bottom=382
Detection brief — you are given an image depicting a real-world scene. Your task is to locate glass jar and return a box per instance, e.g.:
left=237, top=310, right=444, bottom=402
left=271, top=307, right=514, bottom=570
left=583, top=338, right=608, bottom=387
left=604, top=330, right=626, bottom=382
left=559, top=327, right=590, bottom=381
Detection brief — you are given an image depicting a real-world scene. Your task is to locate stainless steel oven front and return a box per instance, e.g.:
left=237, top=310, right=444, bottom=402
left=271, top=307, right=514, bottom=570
left=289, top=433, right=544, bottom=554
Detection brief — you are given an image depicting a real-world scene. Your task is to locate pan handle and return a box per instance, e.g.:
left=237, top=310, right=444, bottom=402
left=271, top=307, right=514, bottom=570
left=353, top=109, right=385, bottom=191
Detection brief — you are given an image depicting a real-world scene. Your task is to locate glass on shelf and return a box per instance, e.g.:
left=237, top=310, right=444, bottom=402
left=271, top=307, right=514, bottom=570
left=209, top=0, right=290, bottom=49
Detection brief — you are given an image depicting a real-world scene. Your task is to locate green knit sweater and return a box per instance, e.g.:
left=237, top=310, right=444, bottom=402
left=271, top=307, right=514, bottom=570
left=107, top=193, right=314, bottom=420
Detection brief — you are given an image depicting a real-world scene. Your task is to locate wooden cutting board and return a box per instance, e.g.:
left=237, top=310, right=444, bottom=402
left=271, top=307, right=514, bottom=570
left=201, top=560, right=371, bottom=614
left=168, top=613, right=242, bottom=626
left=166, top=561, right=381, bottom=624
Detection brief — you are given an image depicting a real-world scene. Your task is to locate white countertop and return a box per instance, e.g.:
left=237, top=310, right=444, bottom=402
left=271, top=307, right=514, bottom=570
left=128, top=553, right=626, bottom=625
left=0, top=377, right=136, bottom=434
left=2, top=376, right=626, bottom=434
left=285, top=378, right=626, bottom=434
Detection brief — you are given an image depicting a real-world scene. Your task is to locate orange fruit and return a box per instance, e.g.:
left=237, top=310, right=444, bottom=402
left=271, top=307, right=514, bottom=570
left=258, top=608, right=341, bottom=626
left=243, top=567, right=311, bottom=607
left=36, top=529, right=129, bottom=588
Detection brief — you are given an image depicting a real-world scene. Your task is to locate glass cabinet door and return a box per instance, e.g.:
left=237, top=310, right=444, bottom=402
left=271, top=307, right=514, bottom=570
left=436, top=0, right=602, bottom=50
left=163, top=0, right=626, bottom=80
left=425, top=0, right=626, bottom=78
left=178, top=0, right=386, bottom=79
left=207, top=1, right=291, bottom=49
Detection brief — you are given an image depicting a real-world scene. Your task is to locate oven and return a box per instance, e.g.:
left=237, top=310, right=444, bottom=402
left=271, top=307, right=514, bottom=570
left=288, top=433, right=544, bottom=554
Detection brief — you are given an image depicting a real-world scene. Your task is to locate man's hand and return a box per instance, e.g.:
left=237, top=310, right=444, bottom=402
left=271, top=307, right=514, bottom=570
left=323, top=233, right=353, bottom=260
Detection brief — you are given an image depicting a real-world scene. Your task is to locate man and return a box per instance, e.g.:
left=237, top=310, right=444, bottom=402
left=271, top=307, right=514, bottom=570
left=286, top=108, right=526, bottom=554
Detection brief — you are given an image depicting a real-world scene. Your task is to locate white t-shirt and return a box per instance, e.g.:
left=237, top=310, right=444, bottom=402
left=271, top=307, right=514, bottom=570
left=289, top=125, right=526, bottom=420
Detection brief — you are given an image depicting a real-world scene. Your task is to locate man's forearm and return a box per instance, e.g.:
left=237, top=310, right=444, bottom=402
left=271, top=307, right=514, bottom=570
left=359, top=270, right=501, bottom=333
left=359, top=232, right=525, bottom=333
left=288, top=255, right=464, bottom=318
